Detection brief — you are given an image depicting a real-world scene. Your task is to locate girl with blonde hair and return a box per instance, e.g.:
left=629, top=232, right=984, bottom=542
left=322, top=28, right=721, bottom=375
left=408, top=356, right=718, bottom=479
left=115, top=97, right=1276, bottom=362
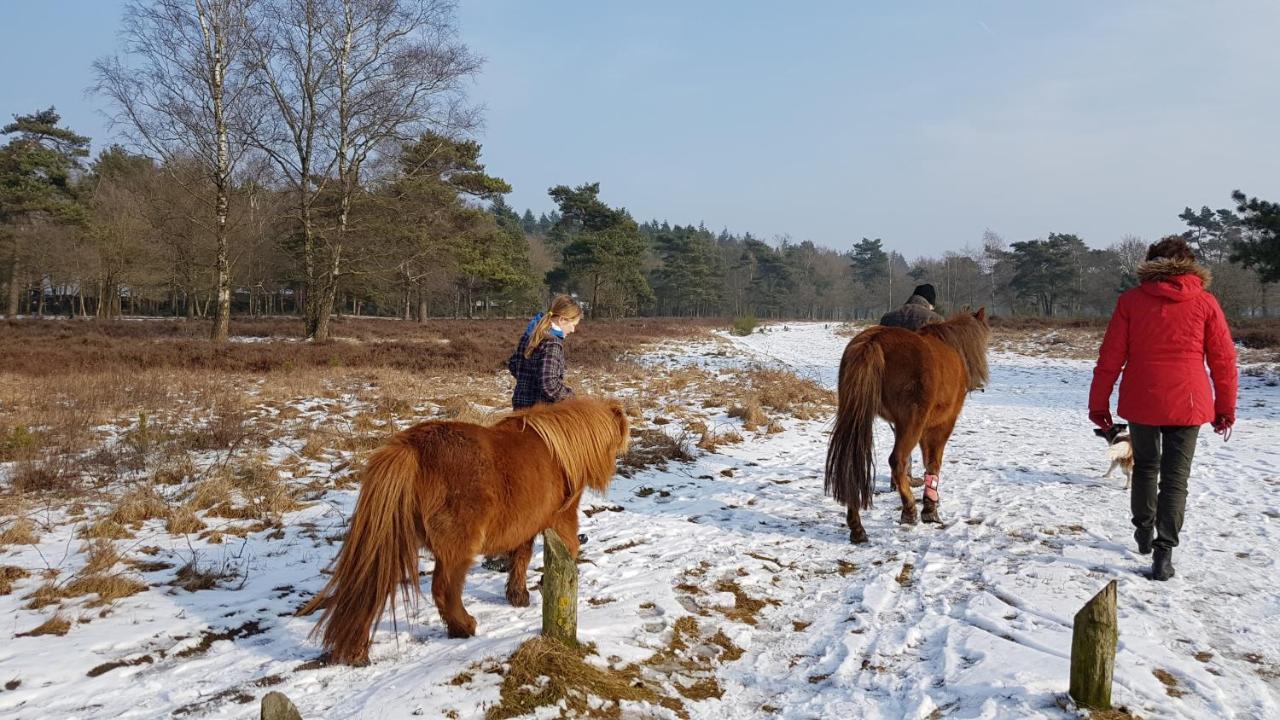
left=507, top=294, right=583, bottom=409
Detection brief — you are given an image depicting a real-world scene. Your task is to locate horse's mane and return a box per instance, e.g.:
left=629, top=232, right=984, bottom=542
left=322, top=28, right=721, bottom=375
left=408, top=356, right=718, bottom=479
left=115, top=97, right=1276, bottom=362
left=502, top=397, right=629, bottom=493
left=919, top=312, right=990, bottom=390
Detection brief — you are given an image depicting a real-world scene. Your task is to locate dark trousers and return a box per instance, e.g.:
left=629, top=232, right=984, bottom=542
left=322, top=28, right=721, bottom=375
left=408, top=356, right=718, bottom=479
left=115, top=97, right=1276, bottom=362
left=1130, top=423, right=1199, bottom=549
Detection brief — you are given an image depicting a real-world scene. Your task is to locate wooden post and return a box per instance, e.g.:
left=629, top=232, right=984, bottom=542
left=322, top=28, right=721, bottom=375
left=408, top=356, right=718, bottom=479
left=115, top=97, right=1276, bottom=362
left=540, top=528, right=578, bottom=646
left=1070, top=580, right=1118, bottom=710
left=261, top=691, right=302, bottom=720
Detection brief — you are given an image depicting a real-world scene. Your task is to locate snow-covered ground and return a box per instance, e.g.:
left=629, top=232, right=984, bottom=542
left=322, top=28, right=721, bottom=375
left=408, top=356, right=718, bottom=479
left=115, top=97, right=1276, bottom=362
left=2, top=323, right=1278, bottom=719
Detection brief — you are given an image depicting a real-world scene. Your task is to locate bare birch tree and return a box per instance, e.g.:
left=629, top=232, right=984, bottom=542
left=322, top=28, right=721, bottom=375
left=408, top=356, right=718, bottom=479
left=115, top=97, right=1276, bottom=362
left=94, top=0, right=260, bottom=341
left=307, top=0, right=480, bottom=341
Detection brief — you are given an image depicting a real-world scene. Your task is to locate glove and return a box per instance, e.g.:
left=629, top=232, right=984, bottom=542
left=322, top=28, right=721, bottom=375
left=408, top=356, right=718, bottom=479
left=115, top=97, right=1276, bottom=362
left=1212, top=414, right=1234, bottom=435
left=1089, top=410, right=1113, bottom=431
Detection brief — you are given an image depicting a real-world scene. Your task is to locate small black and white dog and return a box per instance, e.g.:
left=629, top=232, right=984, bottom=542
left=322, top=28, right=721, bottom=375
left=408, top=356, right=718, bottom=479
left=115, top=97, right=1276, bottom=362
left=1094, top=423, right=1133, bottom=488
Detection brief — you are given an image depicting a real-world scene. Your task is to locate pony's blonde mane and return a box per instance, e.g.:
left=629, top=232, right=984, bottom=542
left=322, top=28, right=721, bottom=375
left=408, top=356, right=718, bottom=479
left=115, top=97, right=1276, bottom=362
left=502, top=397, right=629, bottom=494
left=919, top=312, right=990, bottom=390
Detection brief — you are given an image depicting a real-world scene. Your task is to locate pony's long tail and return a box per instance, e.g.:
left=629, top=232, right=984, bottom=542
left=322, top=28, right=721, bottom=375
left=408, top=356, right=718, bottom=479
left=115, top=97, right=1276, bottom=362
left=297, top=438, right=442, bottom=665
left=825, top=335, right=883, bottom=511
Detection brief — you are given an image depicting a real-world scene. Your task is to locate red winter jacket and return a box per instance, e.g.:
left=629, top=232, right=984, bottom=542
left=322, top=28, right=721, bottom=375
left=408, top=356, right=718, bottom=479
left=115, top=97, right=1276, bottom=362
left=1089, top=258, right=1237, bottom=427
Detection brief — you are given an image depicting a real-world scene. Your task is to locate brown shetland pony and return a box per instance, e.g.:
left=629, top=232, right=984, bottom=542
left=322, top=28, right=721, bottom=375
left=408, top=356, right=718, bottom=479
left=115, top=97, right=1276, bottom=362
left=298, top=396, right=630, bottom=665
left=825, top=309, right=989, bottom=543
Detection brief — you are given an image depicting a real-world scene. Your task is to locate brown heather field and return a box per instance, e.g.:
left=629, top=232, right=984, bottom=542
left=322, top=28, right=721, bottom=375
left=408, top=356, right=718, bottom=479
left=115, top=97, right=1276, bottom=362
left=0, top=315, right=834, bottom=587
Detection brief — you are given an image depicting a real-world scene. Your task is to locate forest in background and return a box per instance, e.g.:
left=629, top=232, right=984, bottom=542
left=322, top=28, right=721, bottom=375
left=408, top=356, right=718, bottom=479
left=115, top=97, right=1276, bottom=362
left=4, top=0, right=1280, bottom=341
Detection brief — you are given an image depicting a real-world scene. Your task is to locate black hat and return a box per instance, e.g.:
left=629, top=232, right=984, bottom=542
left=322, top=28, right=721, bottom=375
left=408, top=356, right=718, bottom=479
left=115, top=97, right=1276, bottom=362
left=911, top=284, right=936, bottom=305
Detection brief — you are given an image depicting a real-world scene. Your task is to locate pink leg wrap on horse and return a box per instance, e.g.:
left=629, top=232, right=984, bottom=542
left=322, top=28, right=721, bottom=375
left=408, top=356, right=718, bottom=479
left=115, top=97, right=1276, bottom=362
left=924, top=474, right=939, bottom=503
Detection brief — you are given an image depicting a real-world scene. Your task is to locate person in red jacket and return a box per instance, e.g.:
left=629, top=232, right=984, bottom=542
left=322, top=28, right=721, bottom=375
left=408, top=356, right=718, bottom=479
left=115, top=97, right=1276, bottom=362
left=1089, top=235, right=1237, bottom=581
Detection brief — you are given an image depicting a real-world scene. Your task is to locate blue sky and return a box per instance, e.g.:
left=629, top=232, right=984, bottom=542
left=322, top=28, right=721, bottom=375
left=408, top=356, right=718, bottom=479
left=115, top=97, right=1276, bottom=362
left=4, top=1, right=1279, bottom=256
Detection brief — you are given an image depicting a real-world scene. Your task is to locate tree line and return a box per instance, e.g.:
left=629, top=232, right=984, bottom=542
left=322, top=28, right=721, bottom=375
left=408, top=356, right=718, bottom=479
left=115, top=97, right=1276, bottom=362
left=3, top=1, right=1279, bottom=339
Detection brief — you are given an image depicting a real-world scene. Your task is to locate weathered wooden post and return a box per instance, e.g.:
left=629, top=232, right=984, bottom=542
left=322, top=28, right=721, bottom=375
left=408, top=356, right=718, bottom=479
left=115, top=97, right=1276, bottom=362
left=540, top=528, right=578, bottom=646
left=1070, top=580, right=1118, bottom=710
left=261, top=691, right=302, bottom=720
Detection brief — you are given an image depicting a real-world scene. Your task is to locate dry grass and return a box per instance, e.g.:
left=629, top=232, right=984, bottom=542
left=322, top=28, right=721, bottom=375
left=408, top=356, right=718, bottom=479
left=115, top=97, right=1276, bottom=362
left=712, top=578, right=779, bottom=626
left=0, top=517, right=39, bottom=546
left=619, top=428, right=695, bottom=476
left=0, top=565, right=31, bottom=595
left=187, top=473, right=234, bottom=511
left=437, top=396, right=499, bottom=426
left=0, top=317, right=714, bottom=377
left=78, top=518, right=133, bottom=541
left=201, top=455, right=302, bottom=522
left=81, top=539, right=122, bottom=575
left=173, top=559, right=234, bottom=592
left=63, top=573, right=149, bottom=608
left=1152, top=668, right=1185, bottom=698
left=727, top=397, right=768, bottom=431
left=108, top=485, right=170, bottom=527
left=747, top=369, right=834, bottom=417
left=165, top=506, right=207, bottom=535
left=485, top=638, right=677, bottom=720
left=17, top=614, right=71, bottom=637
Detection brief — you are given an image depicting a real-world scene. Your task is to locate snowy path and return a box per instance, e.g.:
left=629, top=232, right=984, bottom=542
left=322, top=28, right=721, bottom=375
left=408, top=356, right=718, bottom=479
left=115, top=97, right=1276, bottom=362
left=2, top=324, right=1278, bottom=719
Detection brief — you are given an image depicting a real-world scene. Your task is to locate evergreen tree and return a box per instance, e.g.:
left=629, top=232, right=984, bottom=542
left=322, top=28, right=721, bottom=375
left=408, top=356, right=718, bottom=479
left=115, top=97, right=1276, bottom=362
left=1, top=108, right=91, bottom=316
left=547, top=183, right=652, bottom=316
left=1008, top=233, right=1084, bottom=316
left=1231, top=190, right=1280, bottom=283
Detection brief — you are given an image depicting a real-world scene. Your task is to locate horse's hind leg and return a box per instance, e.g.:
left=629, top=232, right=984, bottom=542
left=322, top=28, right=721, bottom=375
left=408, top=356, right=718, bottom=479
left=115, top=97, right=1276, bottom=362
left=892, top=422, right=925, bottom=525
left=919, top=421, right=955, bottom=525
left=847, top=503, right=868, bottom=544
left=431, top=553, right=478, bottom=638
left=505, top=535, right=535, bottom=607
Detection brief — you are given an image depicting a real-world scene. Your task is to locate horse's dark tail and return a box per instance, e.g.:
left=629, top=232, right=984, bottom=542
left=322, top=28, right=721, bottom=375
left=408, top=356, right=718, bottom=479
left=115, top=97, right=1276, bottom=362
left=297, top=437, right=443, bottom=665
left=825, top=334, right=883, bottom=511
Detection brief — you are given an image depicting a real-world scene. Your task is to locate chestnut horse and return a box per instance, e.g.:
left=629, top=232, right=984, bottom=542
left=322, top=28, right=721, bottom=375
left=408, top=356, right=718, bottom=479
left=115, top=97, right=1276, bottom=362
left=298, top=396, right=630, bottom=665
left=825, top=309, right=989, bottom=543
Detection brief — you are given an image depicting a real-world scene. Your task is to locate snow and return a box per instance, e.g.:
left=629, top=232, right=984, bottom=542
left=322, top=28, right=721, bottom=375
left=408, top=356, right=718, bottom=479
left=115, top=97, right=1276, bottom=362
left=2, top=323, right=1278, bottom=719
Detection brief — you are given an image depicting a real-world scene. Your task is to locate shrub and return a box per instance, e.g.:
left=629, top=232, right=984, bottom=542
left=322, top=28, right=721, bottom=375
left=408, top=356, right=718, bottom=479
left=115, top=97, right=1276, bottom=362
left=730, top=315, right=758, bottom=337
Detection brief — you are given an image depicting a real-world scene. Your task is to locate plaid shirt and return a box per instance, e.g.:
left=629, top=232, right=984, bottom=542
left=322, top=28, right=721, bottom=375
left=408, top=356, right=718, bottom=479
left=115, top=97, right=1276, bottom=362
left=508, top=329, right=573, bottom=409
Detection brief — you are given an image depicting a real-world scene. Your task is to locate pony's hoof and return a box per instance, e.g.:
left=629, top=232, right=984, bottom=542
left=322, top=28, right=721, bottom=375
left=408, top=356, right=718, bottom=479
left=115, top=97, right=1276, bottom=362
left=506, top=587, right=530, bottom=607
left=849, top=529, right=869, bottom=544
left=445, top=620, right=476, bottom=635
left=900, top=510, right=919, bottom=525
left=447, top=617, right=477, bottom=638
left=921, top=508, right=942, bottom=524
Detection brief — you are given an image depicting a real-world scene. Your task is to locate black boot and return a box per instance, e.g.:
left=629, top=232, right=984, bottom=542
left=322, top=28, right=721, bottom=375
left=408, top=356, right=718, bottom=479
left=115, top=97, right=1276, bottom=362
left=1134, top=527, right=1153, bottom=555
left=1151, top=547, right=1175, bottom=581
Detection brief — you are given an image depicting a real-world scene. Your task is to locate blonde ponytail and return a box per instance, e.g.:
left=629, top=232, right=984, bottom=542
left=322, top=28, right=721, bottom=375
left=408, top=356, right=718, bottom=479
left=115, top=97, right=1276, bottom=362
left=524, top=294, right=583, bottom=358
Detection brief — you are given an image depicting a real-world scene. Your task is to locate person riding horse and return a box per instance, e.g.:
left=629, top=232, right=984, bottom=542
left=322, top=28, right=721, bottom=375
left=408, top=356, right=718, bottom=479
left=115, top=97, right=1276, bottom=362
left=880, top=284, right=944, bottom=331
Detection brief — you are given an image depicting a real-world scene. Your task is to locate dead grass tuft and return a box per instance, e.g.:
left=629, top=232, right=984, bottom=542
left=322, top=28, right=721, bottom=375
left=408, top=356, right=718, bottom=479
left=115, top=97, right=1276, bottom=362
left=620, top=428, right=695, bottom=476
left=0, top=518, right=39, bottom=546
left=438, top=397, right=498, bottom=426
left=486, top=638, right=676, bottom=720
left=17, top=614, right=71, bottom=637
left=727, top=397, right=768, bottom=431
left=24, top=582, right=65, bottom=610
left=187, top=473, right=234, bottom=511
left=63, top=573, right=149, bottom=607
left=1153, top=668, right=1184, bottom=698
left=713, top=577, right=779, bottom=626
left=9, top=455, right=80, bottom=495
left=78, top=518, right=133, bottom=541
left=165, top=506, right=207, bottom=535
left=180, top=404, right=255, bottom=452
left=203, top=455, right=301, bottom=521
left=0, top=566, right=32, bottom=595
left=748, top=369, right=834, bottom=418
left=81, top=538, right=122, bottom=575
left=108, top=485, right=170, bottom=527
left=173, top=557, right=237, bottom=592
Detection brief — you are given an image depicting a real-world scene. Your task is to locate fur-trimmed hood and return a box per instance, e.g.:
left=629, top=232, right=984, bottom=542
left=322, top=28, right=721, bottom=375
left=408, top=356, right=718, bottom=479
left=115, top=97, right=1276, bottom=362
left=1136, top=257, right=1211, bottom=303
left=1137, top=257, right=1211, bottom=287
